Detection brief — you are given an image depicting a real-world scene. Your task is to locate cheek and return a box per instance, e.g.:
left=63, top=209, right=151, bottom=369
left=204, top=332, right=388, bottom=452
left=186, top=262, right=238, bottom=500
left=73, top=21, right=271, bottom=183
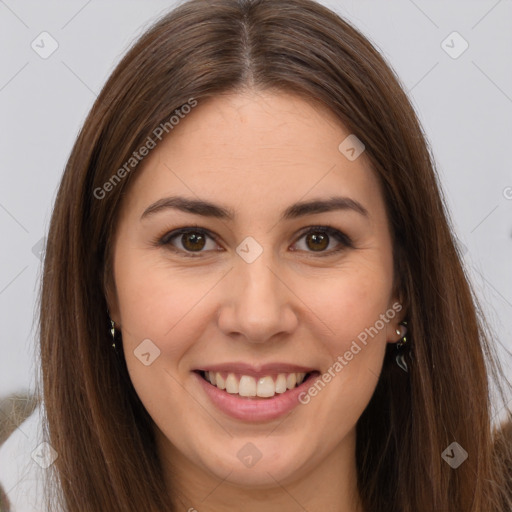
left=115, top=259, right=202, bottom=424
left=114, top=248, right=211, bottom=345
left=295, top=261, right=394, bottom=421
left=301, top=258, right=394, bottom=353
left=292, top=256, right=394, bottom=422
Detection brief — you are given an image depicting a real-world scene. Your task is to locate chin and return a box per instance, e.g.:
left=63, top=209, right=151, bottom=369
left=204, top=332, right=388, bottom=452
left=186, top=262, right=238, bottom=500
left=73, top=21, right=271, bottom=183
left=200, top=438, right=311, bottom=488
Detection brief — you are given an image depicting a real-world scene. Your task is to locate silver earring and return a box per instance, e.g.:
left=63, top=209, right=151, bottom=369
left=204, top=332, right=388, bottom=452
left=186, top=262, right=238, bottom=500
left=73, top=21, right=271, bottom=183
left=110, top=318, right=120, bottom=351
left=395, top=321, right=409, bottom=373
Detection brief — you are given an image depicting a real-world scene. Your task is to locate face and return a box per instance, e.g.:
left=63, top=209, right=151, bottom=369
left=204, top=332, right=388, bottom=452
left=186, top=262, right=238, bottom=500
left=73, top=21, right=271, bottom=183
left=108, top=90, right=405, bottom=491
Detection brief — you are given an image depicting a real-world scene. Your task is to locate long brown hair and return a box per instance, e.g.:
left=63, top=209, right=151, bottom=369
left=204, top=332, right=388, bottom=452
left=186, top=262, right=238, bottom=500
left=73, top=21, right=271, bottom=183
left=39, top=0, right=512, bottom=510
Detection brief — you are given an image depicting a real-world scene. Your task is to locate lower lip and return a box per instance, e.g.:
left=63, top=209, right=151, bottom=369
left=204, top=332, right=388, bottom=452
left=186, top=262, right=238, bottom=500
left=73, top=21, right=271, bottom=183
left=193, top=371, right=319, bottom=422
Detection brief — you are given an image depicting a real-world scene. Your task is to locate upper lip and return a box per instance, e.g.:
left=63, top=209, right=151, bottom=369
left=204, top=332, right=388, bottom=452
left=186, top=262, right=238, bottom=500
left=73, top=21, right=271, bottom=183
left=195, top=362, right=317, bottom=379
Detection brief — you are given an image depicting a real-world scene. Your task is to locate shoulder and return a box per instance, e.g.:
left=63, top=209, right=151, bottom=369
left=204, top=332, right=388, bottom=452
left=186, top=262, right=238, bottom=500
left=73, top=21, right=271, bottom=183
left=0, top=401, right=47, bottom=512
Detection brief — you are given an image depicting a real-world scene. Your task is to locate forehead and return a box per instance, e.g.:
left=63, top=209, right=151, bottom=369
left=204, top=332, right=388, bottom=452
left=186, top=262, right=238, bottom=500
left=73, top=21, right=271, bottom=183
left=120, top=90, right=385, bottom=223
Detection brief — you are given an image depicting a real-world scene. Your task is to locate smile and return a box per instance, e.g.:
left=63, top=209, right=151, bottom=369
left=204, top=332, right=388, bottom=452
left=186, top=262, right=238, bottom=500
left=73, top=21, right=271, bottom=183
left=193, top=366, right=321, bottom=422
left=200, top=370, right=310, bottom=397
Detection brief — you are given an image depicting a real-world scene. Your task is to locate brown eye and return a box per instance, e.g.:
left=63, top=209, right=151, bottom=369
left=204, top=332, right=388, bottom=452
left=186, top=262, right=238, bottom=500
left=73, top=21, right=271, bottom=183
left=304, top=231, right=329, bottom=251
left=180, top=232, right=206, bottom=251
left=292, top=226, right=353, bottom=255
left=159, top=227, right=219, bottom=256
left=157, top=225, right=352, bottom=258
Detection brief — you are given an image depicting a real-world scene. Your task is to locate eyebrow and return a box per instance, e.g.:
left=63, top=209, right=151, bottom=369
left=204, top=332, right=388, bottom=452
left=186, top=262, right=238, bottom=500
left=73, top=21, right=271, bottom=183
left=140, top=195, right=369, bottom=221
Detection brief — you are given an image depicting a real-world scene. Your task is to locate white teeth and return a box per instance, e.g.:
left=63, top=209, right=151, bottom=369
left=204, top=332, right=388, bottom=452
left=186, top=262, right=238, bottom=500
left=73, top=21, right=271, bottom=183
left=257, top=376, right=275, bottom=397
left=286, top=373, right=297, bottom=390
left=216, top=373, right=226, bottom=390
left=239, top=376, right=257, bottom=397
left=203, top=371, right=309, bottom=397
left=225, top=373, right=238, bottom=394
left=275, top=374, right=287, bottom=394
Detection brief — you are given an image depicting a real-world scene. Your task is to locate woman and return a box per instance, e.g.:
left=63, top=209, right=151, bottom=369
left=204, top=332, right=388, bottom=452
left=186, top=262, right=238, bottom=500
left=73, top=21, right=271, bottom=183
left=23, top=0, right=512, bottom=510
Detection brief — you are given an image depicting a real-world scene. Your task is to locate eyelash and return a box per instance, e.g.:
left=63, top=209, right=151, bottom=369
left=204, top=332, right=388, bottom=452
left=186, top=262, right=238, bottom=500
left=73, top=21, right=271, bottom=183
left=154, top=225, right=354, bottom=258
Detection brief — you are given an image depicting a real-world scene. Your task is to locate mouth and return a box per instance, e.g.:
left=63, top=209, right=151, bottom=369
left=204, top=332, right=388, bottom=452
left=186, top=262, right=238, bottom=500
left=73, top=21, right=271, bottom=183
left=194, top=369, right=320, bottom=399
left=193, top=365, right=322, bottom=421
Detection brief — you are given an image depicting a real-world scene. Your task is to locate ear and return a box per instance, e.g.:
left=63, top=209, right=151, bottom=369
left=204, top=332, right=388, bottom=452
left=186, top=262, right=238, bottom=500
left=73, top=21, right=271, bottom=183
left=385, top=294, right=408, bottom=344
left=103, top=261, right=121, bottom=326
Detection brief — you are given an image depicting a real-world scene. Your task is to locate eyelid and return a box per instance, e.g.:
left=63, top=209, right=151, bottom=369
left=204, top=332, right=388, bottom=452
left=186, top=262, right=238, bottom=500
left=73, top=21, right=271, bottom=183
left=158, top=225, right=216, bottom=246
left=156, top=225, right=353, bottom=256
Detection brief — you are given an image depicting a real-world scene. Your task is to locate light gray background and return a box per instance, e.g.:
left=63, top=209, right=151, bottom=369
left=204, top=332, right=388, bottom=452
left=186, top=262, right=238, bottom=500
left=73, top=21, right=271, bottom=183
left=1, top=1, right=511, bottom=406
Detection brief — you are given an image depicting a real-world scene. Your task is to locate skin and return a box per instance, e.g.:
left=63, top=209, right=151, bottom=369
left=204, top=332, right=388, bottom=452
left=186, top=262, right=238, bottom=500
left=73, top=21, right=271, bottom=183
left=107, top=89, right=406, bottom=512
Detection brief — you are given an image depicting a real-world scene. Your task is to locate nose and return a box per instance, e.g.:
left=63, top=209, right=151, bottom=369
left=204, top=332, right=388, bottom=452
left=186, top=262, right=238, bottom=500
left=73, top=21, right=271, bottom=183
left=216, top=251, right=298, bottom=344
